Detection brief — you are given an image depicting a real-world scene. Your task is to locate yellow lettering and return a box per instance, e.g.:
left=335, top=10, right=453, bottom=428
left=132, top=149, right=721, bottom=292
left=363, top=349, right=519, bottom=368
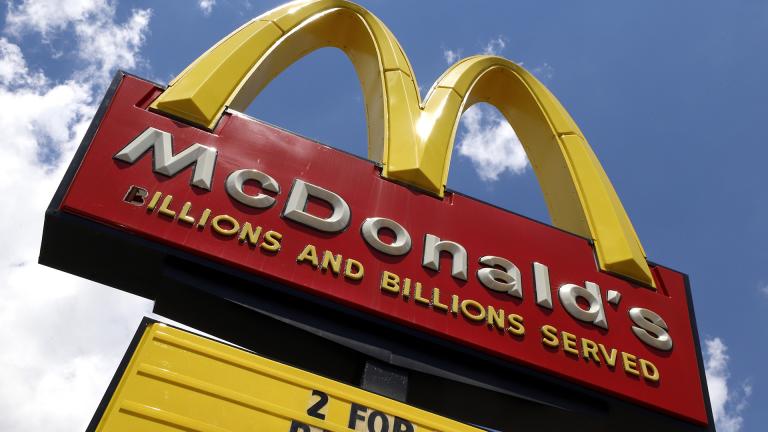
left=321, top=251, right=342, bottom=274
left=622, top=352, right=640, bottom=377
left=486, top=305, right=505, bottom=330
left=158, top=195, right=176, bottom=218
left=581, top=338, right=600, bottom=363
left=402, top=278, right=411, bottom=298
left=146, top=191, right=162, bottom=211
left=541, top=325, right=559, bottom=348
left=506, top=313, right=525, bottom=336
left=599, top=344, right=618, bottom=368
left=197, top=208, right=211, bottom=229
left=297, top=244, right=319, bottom=267
left=414, top=282, right=430, bottom=306
left=238, top=222, right=262, bottom=245
left=344, top=258, right=364, bottom=280
left=178, top=201, right=195, bottom=224
left=562, top=331, right=579, bottom=356
left=260, top=230, right=282, bottom=252
left=640, top=359, right=659, bottom=382
left=432, top=288, right=449, bottom=311
left=380, top=271, right=400, bottom=294
left=212, top=214, right=239, bottom=236
left=450, top=294, right=459, bottom=314
left=460, top=299, right=486, bottom=322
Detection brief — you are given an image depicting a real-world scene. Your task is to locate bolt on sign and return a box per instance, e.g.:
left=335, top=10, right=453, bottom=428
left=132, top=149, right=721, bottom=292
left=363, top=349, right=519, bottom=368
left=39, top=0, right=713, bottom=430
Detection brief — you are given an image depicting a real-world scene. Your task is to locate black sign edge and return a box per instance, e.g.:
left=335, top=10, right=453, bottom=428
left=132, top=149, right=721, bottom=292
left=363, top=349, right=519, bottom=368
left=684, top=272, right=717, bottom=429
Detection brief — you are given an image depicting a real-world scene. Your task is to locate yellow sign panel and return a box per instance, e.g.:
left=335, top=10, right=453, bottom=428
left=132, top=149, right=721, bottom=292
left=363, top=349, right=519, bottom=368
left=96, top=323, right=482, bottom=432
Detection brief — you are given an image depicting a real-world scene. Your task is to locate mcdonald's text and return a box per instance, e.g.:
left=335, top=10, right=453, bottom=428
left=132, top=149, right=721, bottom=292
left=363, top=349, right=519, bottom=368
left=116, top=122, right=672, bottom=351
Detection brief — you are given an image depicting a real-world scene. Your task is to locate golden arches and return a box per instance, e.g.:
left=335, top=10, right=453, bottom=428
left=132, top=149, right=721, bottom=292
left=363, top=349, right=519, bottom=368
left=150, top=0, right=655, bottom=287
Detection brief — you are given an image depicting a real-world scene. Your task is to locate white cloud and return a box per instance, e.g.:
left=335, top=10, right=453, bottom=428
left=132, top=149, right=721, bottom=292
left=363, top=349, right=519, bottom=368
left=443, top=48, right=461, bottom=64
left=5, top=0, right=108, bottom=37
left=705, top=337, right=751, bottom=432
left=482, top=36, right=506, bottom=56
left=759, top=282, right=768, bottom=297
left=531, top=62, right=554, bottom=81
left=456, top=104, right=528, bottom=182
left=0, top=38, right=45, bottom=87
left=440, top=36, right=555, bottom=184
left=0, top=1, right=154, bottom=429
left=442, top=36, right=554, bottom=85
left=199, top=0, right=216, bottom=16
left=5, top=0, right=152, bottom=87
left=443, top=35, right=506, bottom=65
left=73, top=8, right=151, bottom=86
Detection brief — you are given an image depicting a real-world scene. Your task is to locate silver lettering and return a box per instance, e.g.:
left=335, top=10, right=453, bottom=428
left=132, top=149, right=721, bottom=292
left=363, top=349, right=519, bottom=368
left=477, top=256, right=521, bottom=297
left=558, top=282, right=607, bottom=329
left=533, top=262, right=553, bottom=309
left=114, top=127, right=217, bottom=190
left=422, top=234, right=468, bottom=280
left=225, top=169, right=279, bottom=208
left=282, top=179, right=350, bottom=233
left=361, top=217, right=412, bottom=256
left=629, top=307, right=673, bottom=351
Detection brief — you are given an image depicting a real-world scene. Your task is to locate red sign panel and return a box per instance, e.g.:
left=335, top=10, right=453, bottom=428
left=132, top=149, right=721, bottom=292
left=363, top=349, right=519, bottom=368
left=57, top=75, right=707, bottom=424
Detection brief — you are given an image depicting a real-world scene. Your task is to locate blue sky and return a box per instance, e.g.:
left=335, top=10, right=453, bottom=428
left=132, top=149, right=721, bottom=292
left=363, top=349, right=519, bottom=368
left=0, top=0, right=765, bottom=430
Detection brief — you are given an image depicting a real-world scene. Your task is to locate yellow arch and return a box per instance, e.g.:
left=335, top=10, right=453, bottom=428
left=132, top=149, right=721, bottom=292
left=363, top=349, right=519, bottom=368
left=150, top=0, right=655, bottom=287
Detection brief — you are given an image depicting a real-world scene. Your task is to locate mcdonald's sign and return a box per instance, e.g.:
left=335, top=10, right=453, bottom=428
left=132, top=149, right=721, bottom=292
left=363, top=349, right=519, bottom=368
left=40, top=0, right=713, bottom=430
